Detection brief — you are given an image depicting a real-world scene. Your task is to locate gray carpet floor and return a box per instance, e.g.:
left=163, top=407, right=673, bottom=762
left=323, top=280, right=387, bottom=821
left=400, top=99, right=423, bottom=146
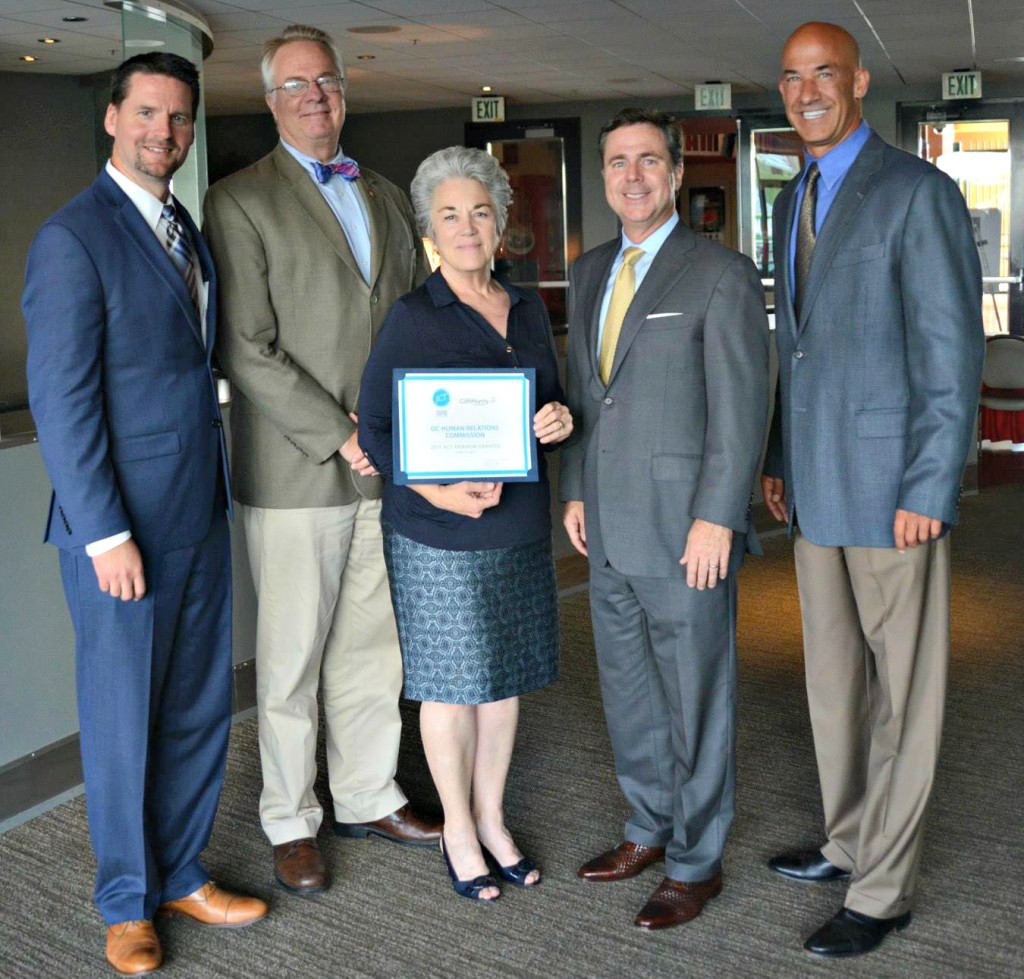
left=1, top=485, right=1021, bottom=978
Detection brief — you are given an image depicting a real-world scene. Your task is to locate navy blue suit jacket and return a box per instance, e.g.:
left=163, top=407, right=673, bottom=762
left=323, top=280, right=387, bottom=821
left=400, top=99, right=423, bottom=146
left=764, top=132, right=985, bottom=547
left=23, top=169, right=229, bottom=555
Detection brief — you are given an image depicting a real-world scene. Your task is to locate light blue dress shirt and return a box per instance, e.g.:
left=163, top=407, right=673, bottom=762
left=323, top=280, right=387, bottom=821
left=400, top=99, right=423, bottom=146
left=787, top=119, right=872, bottom=293
left=281, top=139, right=372, bottom=284
left=596, top=211, right=679, bottom=353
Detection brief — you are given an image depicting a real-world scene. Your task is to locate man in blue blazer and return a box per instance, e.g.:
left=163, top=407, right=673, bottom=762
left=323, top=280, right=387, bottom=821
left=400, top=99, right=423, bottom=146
left=23, top=53, right=266, bottom=975
left=762, top=23, right=985, bottom=957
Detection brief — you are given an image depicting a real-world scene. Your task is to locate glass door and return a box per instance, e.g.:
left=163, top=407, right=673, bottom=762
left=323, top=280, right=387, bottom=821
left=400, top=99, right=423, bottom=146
left=898, top=101, right=1024, bottom=336
left=736, top=113, right=798, bottom=309
left=465, top=119, right=582, bottom=331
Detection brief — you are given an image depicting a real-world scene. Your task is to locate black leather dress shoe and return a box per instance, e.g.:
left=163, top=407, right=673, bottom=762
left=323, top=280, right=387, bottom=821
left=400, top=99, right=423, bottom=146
left=804, top=908, right=911, bottom=957
left=769, top=849, right=851, bottom=882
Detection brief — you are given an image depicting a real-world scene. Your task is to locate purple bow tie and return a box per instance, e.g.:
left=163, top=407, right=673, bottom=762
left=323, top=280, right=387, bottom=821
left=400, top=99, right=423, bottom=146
left=313, top=158, right=360, bottom=184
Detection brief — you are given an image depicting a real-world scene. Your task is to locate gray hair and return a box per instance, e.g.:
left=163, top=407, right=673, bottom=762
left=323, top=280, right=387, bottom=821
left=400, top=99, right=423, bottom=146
left=411, top=146, right=513, bottom=239
left=261, top=24, right=344, bottom=93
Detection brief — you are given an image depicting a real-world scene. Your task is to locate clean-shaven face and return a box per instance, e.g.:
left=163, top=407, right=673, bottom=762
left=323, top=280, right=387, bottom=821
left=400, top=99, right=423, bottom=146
left=601, top=123, right=683, bottom=243
left=779, top=23, right=870, bottom=158
left=266, top=40, right=345, bottom=162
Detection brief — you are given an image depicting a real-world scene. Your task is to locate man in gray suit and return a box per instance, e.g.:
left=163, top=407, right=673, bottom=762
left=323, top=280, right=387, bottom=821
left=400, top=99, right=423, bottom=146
left=762, top=22, right=985, bottom=957
left=203, top=24, right=438, bottom=895
left=561, top=108, right=769, bottom=930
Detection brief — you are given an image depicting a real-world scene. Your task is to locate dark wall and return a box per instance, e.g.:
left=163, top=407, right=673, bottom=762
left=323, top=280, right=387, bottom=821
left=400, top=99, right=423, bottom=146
left=0, top=73, right=99, bottom=399
left=206, top=106, right=467, bottom=195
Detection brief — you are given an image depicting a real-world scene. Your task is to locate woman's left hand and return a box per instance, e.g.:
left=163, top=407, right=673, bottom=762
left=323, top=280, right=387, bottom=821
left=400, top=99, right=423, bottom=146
left=534, top=401, right=573, bottom=445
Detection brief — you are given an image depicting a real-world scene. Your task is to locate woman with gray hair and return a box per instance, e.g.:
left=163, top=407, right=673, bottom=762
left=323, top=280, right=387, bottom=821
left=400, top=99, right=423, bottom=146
left=359, top=146, right=572, bottom=901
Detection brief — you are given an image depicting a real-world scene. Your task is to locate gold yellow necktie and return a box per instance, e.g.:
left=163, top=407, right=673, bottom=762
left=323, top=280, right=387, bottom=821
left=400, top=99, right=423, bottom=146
left=599, top=246, right=644, bottom=384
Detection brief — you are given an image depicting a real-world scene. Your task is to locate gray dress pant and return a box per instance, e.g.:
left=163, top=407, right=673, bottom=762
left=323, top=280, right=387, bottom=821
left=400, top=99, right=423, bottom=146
left=589, top=562, right=737, bottom=882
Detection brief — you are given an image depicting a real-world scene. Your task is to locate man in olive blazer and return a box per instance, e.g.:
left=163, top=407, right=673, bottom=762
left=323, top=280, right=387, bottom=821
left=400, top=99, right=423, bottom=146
left=561, top=109, right=769, bottom=930
left=203, top=24, right=433, bottom=895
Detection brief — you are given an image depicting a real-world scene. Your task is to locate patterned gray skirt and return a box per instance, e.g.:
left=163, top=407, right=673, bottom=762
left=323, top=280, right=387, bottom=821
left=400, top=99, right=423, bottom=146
left=382, top=525, right=560, bottom=704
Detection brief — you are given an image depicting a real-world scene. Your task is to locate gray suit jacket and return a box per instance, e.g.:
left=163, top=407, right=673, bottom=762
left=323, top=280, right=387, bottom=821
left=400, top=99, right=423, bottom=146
left=204, top=144, right=428, bottom=508
left=764, top=131, right=985, bottom=547
left=560, top=221, right=770, bottom=578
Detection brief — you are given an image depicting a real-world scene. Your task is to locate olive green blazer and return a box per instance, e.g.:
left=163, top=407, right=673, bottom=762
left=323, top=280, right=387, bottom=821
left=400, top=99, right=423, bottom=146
left=204, top=143, right=428, bottom=507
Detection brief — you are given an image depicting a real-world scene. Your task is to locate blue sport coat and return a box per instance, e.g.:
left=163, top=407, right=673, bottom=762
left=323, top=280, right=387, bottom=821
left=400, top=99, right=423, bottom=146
left=764, top=132, right=985, bottom=547
left=23, top=169, right=229, bottom=555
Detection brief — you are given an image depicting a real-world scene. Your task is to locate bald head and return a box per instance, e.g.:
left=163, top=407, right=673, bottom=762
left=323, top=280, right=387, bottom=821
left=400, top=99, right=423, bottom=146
left=782, top=21, right=861, bottom=68
left=779, top=20, right=870, bottom=158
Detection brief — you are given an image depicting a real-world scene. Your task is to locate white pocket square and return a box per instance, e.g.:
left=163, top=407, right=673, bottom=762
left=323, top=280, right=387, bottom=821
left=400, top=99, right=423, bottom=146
left=646, top=312, right=683, bottom=320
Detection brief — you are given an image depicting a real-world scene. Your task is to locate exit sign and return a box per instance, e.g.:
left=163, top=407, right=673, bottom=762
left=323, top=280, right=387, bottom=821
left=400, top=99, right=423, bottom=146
left=695, top=83, right=731, bottom=111
left=942, top=70, right=982, bottom=99
left=471, top=95, right=506, bottom=122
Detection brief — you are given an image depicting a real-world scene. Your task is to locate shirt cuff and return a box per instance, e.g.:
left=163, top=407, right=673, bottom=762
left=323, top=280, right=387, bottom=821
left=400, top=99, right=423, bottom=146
left=85, top=531, right=132, bottom=557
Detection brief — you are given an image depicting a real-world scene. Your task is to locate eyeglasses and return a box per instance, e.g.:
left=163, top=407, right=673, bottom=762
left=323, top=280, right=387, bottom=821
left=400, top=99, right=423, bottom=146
left=268, top=75, right=344, bottom=97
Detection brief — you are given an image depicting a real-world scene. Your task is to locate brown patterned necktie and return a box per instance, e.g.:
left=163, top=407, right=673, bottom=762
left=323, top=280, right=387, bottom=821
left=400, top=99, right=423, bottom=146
left=794, top=162, right=819, bottom=315
left=599, top=246, right=644, bottom=384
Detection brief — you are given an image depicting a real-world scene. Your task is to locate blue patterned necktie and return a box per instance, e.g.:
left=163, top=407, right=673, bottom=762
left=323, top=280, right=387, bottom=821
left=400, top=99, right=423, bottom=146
left=313, top=158, right=361, bottom=184
left=161, top=203, right=199, bottom=314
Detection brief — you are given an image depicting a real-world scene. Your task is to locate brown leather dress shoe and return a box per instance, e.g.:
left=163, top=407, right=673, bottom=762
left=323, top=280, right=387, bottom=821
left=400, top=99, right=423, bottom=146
left=577, top=841, right=666, bottom=882
left=333, top=804, right=442, bottom=847
left=157, top=881, right=268, bottom=928
left=105, top=920, right=162, bottom=976
left=634, top=873, right=723, bottom=930
left=272, top=837, right=328, bottom=893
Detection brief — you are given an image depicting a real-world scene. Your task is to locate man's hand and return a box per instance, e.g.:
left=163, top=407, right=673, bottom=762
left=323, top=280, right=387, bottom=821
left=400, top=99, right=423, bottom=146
left=339, top=411, right=377, bottom=476
left=563, top=500, right=588, bottom=557
left=893, top=509, right=942, bottom=552
left=761, top=475, right=788, bottom=523
left=412, top=481, right=503, bottom=518
left=92, top=539, right=146, bottom=601
left=680, top=519, right=732, bottom=590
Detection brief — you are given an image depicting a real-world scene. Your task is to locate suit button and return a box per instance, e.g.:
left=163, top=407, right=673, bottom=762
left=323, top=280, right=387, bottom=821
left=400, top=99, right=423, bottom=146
left=505, top=345, right=513, bottom=353
left=603, top=397, right=613, bottom=405
left=211, top=419, right=222, bottom=428
left=370, top=294, right=379, bottom=305
left=793, top=350, right=805, bottom=359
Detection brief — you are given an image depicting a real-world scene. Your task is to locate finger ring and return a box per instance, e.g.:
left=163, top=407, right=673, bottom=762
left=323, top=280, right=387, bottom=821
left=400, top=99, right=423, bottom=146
left=709, top=564, right=719, bottom=569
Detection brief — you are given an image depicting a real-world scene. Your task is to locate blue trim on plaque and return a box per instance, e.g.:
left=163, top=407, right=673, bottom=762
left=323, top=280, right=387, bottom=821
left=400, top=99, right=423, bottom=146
left=392, top=368, right=538, bottom=484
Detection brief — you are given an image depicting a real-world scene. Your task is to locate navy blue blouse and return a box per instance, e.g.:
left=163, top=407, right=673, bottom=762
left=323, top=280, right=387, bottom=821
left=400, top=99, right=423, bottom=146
left=359, top=270, right=564, bottom=551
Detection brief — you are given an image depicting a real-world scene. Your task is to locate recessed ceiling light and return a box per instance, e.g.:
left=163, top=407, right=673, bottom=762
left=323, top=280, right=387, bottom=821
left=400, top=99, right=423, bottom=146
left=21, top=55, right=38, bottom=62
left=39, top=38, right=60, bottom=45
left=357, top=54, right=375, bottom=61
left=348, top=25, right=401, bottom=35
left=481, top=85, right=492, bottom=93
left=62, top=15, right=88, bottom=22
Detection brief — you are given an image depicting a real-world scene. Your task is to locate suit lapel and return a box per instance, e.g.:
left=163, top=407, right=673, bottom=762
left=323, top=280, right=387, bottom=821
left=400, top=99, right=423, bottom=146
left=797, top=134, right=885, bottom=335
left=775, top=182, right=798, bottom=339
left=178, top=197, right=217, bottom=355
left=272, top=144, right=364, bottom=282
left=101, top=174, right=204, bottom=348
left=359, top=172, right=390, bottom=289
left=606, top=224, right=696, bottom=384
left=582, top=242, right=618, bottom=388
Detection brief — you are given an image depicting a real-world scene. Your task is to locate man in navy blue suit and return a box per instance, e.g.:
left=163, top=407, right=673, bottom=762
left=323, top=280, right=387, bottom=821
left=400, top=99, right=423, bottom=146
left=23, top=53, right=266, bottom=976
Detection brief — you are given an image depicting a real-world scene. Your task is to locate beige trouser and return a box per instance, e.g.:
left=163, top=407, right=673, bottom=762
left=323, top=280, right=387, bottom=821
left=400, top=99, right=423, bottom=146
left=242, top=500, right=406, bottom=845
left=794, top=533, right=950, bottom=919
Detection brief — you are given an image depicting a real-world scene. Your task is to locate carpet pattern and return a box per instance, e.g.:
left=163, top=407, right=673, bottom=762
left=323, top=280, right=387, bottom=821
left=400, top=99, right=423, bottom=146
left=1, top=486, right=1021, bottom=978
